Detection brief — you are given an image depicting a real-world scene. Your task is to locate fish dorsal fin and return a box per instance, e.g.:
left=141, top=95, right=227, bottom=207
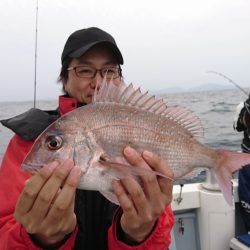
left=93, top=80, right=204, bottom=138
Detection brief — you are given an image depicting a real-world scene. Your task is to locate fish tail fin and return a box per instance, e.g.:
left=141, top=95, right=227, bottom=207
left=214, top=150, right=250, bottom=206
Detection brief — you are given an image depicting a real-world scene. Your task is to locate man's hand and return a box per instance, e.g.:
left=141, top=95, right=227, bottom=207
left=14, top=160, right=81, bottom=247
left=112, top=146, right=174, bottom=242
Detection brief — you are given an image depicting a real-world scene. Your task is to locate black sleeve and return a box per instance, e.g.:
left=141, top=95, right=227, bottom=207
left=0, top=108, right=59, bottom=140
left=235, top=98, right=250, bottom=132
left=244, top=100, right=250, bottom=133
left=236, top=107, right=247, bottom=132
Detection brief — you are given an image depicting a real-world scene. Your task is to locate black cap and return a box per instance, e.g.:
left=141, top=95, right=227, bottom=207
left=61, top=27, right=123, bottom=65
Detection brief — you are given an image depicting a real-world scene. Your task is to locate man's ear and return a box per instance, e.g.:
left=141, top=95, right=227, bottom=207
left=62, top=78, right=67, bottom=85
left=62, top=78, right=68, bottom=91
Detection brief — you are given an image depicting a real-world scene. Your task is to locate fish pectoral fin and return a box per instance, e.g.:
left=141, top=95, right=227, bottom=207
left=100, top=191, right=120, bottom=205
left=99, top=159, right=174, bottom=181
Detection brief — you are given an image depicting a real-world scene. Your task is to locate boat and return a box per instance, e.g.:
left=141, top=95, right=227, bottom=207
left=169, top=169, right=248, bottom=250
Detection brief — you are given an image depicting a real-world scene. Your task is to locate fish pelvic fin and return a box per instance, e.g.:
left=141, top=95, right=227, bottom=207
left=100, top=191, right=120, bottom=205
left=93, top=80, right=204, bottom=138
left=214, top=150, right=250, bottom=206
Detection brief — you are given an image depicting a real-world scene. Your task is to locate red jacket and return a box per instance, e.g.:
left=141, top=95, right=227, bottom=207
left=0, top=96, right=174, bottom=249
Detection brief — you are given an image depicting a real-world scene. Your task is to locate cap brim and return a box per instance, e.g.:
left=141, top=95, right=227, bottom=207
left=68, top=41, right=124, bottom=65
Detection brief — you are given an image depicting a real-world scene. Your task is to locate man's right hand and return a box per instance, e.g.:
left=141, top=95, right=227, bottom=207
left=14, top=160, right=81, bottom=247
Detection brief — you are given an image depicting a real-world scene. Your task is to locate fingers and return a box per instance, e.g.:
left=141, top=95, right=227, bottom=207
left=142, top=150, right=174, bottom=198
left=115, top=148, right=153, bottom=219
left=48, top=166, right=81, bottom=220
left=123, top=147, right=162, bottom=198
left=45, top=194, right=77, bottom=236
left=123, top=146, right=173, bottom=205
left=112, top=180, right=137, bottom=217
left=115, top=147, right=174, bottom=242
left=15, top=160, right=81, bottom=238
left=15, top=161, right=59, bottom=216
left=15, top=160, right=81, bottom=223
left=30, top=160, right=75, bottom=219
left=124, top=147, right=150, bottom=170
left=142, top=150, right=174, bottom=179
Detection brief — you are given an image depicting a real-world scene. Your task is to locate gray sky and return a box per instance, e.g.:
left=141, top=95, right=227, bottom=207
left=0, top=0, right=249, bottom=102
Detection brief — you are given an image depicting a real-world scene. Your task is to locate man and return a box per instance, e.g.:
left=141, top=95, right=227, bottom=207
left=0, top=27, right=174, bottom=249
left=234, top=96, right=250, bottom=233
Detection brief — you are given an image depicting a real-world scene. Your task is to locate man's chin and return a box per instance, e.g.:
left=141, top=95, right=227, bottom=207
left=86, top=96, right=92, bottom=104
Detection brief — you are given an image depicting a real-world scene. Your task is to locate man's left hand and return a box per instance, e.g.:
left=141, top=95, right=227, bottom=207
left=112, top=146, right=174, bottom=242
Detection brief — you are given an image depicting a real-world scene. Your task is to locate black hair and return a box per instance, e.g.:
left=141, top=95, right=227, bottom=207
left=57, top=57, right=72, bottom=93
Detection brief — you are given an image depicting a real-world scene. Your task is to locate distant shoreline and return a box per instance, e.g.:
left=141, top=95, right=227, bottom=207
left=151, top=85, right=249, bottom=95
left=1, top=86, right=249, bottom=104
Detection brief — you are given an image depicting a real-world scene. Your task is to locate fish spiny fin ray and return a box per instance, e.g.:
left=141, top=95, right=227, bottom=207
left=93, top=80, right=204, bottom=138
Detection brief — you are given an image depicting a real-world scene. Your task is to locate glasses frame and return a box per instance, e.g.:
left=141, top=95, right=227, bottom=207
left=67, top=65, right=122, bottom=79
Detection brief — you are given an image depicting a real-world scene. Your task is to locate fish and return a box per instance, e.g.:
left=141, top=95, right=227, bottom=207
left=21, top=80, right=250, bottom=206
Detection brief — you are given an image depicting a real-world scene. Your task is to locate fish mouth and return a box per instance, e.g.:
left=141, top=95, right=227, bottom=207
left=21, top=162, right=43, bottom=168
left=21, top=162, right=43, bottom=174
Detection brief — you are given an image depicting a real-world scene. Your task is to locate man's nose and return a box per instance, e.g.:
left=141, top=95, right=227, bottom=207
left=90, top=71, right=103, bottom=89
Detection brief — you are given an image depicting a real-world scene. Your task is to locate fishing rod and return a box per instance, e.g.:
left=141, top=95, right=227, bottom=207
left=33, top=0, right=38, bottom=108
left=207, top=70, right=248, bottom=96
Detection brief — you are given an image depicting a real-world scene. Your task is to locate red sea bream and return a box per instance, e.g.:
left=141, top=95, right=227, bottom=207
left=21, top=81, right=250, bottom=205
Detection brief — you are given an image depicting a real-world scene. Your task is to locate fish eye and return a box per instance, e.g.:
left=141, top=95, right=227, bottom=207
left=46, top=136, right=63, bottom=150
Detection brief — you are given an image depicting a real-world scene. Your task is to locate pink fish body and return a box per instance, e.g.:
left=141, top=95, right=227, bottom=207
left=21, top=81, right=250, bottom=205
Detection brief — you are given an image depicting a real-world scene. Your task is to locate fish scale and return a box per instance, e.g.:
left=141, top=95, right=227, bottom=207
left=67, top=102, right=214, bottom=178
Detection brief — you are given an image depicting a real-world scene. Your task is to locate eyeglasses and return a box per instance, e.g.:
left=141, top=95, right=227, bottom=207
left=67, top=65, right=122, bottom=79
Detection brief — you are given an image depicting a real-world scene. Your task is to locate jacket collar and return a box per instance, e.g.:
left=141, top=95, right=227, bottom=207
left=58, top=95, right=87, bottom=116
left=59, top=95, right=77, bottom=115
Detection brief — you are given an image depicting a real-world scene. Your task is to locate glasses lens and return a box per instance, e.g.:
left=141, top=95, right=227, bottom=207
left=102, top=68, right=120, bottom=79
left=75, top=66, right=95, bottom=78
left=74, top=66, right=120, bottom=79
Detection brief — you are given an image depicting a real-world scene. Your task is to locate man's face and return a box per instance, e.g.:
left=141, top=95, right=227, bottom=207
left=64, top=45, right=121, bottom=104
